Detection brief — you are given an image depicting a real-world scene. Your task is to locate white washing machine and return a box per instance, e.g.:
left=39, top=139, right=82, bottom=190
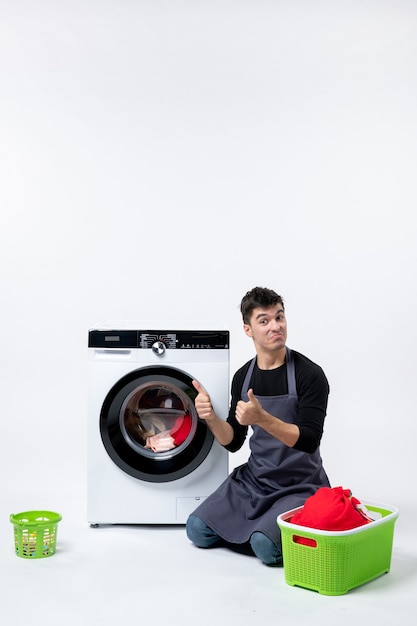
left=87, top=320, right=230, bottom=525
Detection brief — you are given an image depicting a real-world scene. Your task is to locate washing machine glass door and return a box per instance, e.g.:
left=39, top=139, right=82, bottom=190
left=100, top=366, right=214, bottom=483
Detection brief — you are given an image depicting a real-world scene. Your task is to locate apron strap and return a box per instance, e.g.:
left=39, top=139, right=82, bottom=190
left=286, top=348, right=297, bottom=396
left=241, top=358, right=256, bottom=400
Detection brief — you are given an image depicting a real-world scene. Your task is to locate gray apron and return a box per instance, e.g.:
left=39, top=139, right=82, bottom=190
left=191, top=347, right=330, bottom=545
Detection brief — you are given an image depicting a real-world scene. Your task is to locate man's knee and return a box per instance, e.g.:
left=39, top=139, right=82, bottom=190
left=186, top=515, right=223, bottom=549
left=249, top=531, right=282, bottom=566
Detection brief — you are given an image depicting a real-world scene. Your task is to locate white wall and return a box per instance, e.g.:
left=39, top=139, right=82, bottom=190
left=1, top=0, right=416, bottom=515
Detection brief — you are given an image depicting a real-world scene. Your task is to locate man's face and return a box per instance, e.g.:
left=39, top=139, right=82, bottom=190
left=243, top=303, right=287, bottom=353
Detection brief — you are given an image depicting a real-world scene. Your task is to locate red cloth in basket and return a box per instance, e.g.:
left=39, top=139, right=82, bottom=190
left=290, top=486, right=371, bottom=536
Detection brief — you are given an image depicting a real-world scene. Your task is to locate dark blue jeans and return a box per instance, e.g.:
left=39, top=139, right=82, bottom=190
left=186, top=514, right=282, bottom=566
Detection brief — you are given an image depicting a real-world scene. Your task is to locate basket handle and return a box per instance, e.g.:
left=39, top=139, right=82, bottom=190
left=292, top=534, right=317, bottom=548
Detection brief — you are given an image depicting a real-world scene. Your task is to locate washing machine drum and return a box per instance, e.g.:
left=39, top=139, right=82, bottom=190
left=100, top=366, right=214, bottom=483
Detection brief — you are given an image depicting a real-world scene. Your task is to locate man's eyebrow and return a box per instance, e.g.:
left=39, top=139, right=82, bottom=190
left=255, top=308, right=284, bottom=320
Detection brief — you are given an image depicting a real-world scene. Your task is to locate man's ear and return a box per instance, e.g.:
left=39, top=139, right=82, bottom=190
left=243, top=323, right=252, bottom=338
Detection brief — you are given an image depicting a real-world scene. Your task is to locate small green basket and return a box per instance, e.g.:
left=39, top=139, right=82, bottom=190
left=10, top=510, right=62, bottom=559
left=278, top=501, right=398, bottom=595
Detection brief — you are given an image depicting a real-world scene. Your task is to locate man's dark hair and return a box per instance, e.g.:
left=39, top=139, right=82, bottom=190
left=240, top=287, right=284, bottom=325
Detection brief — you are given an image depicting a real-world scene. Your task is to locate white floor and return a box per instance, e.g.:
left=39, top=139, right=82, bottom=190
left=1, top=486, right=415, bottom=626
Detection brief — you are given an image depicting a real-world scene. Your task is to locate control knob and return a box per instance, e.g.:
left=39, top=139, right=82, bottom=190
left=152, top=341, right=166, bottom=356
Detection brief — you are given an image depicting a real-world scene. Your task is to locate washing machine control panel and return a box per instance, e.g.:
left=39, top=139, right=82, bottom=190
left=89, top=329, right=229, bottom=350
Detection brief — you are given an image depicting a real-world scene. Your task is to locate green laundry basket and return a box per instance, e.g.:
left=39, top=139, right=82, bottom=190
left=10, top=510, right=62, bottom=558
left=277, top=501, right=398, bottom=595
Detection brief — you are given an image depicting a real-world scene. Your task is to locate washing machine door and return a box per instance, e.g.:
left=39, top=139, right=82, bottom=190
left=100, top=366, right=214, bottom=483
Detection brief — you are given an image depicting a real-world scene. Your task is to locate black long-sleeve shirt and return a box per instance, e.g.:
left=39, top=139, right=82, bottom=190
left=225, top=349, right=329, bottom=454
